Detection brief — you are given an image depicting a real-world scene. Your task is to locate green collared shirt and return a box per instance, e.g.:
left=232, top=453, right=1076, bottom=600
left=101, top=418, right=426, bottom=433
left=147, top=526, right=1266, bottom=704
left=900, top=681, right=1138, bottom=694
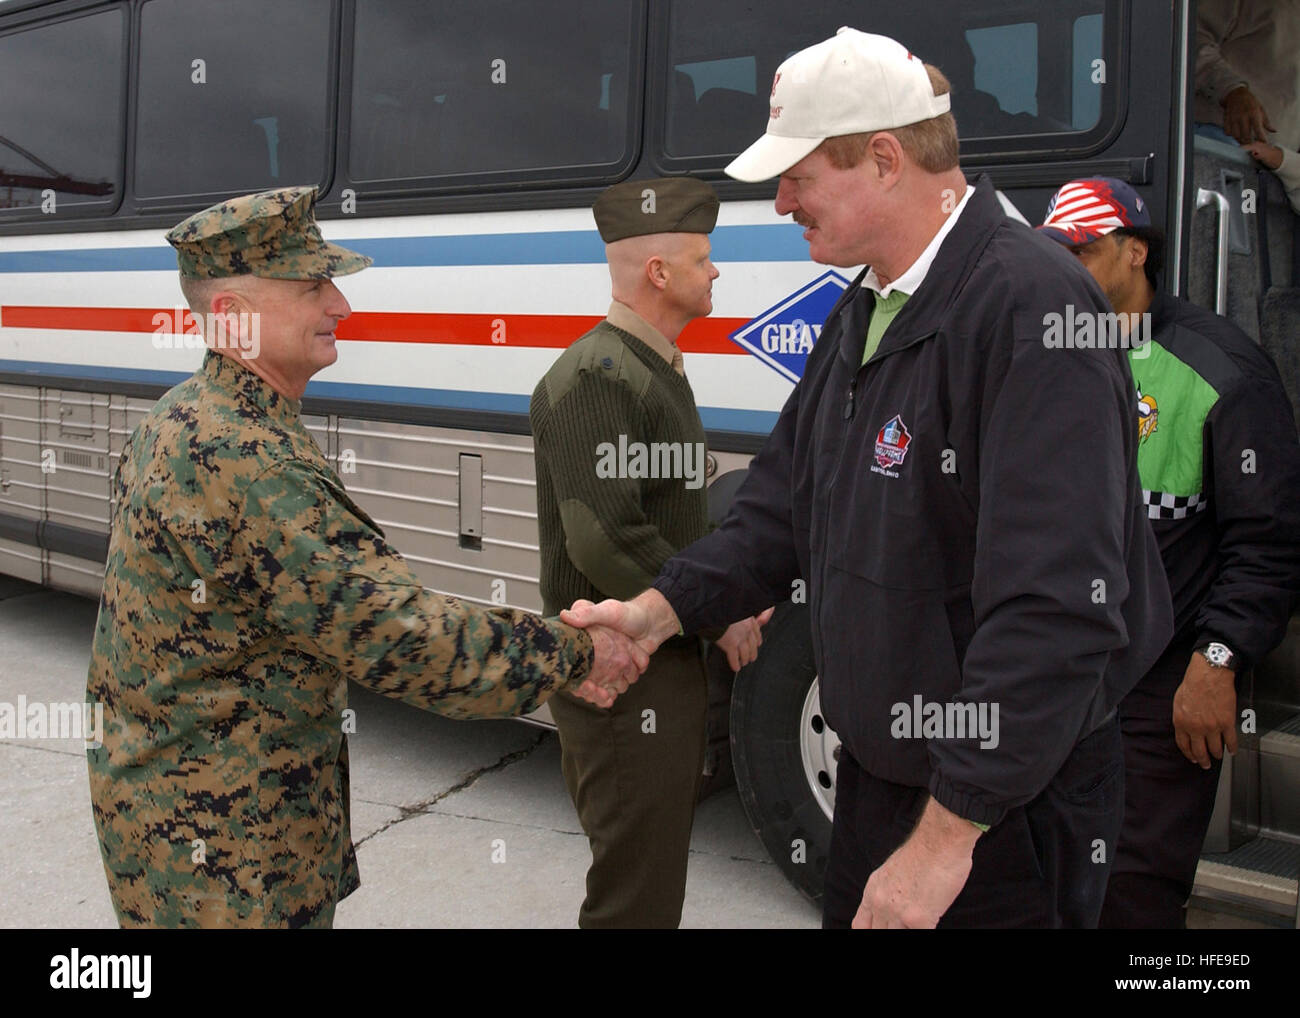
left=862, top=289, right=911, bottom=365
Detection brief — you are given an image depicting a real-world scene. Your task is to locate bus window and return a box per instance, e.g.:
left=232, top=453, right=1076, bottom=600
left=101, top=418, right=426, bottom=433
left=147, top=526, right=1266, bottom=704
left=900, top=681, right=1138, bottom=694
left=0, top=8, right=124, bottom=218
left=661, top=0, right=1114, bottom=163
left=966, top=24, right=1039, bottom=116
left=348, top=0, right=640, bottom=188
left=134, top=0, right=333, bottom=202
left=1072, top=13, right=1104, bottom=130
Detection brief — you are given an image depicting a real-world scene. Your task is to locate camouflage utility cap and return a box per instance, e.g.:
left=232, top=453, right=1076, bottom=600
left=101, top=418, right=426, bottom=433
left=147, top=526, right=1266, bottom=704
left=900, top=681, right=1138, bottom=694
left=593, top=176, right=719, bottom=243
left=166, top=185, right=372, bottom=280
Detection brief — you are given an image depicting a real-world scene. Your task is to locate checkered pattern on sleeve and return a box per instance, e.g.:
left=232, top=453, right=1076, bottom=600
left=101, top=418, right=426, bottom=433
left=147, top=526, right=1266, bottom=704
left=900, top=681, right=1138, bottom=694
left=1143, top=489, right=1209, bottom=520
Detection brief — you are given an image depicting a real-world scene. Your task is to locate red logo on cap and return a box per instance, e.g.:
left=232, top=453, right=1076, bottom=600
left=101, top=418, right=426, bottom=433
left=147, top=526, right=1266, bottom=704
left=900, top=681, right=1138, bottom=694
left=771, top=72, right=781, bottom=98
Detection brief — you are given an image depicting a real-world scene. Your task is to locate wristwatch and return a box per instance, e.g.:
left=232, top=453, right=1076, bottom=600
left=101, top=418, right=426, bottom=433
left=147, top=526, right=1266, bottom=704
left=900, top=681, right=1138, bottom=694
left=1194, top=640, right=1237, bottom=671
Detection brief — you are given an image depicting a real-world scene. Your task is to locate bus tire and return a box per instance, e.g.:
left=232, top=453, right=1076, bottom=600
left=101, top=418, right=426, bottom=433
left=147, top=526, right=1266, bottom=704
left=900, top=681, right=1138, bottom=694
left=730, top=600, right=837, bottom=905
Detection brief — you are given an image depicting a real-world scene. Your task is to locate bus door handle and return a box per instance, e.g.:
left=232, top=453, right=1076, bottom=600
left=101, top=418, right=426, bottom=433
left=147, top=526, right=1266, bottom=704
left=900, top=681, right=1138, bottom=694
left=1196, top=186, right=1231, bottom=316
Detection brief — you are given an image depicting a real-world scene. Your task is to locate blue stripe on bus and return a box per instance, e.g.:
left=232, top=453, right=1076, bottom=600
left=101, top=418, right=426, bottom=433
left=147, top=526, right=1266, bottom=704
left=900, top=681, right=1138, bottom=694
left=695, top=406, right=778, bottom=434
left=0, top=223, right=808, bottom=272
left=0, top=360, right=780, bottom=434
left=0, top=248, right=179, bottom=273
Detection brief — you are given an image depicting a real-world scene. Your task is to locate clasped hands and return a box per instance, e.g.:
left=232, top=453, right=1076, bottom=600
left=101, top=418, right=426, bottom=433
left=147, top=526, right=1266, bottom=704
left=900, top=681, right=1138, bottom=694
left=562, top=588, right=773, bottom=708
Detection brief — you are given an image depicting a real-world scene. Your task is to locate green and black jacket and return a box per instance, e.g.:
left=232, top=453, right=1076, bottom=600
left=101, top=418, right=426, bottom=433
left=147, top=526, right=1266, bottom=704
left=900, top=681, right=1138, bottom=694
left=1131, top=291, right=1300, bottom=672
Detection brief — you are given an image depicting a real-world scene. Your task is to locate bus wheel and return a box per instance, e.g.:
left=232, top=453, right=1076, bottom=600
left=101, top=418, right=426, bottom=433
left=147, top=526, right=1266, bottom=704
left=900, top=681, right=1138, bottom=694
left=730, top=600, right=838, bottom=904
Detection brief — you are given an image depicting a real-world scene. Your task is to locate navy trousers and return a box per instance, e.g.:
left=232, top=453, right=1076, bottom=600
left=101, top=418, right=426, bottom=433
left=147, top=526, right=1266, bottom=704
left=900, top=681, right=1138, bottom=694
left=823, top=716, right=1125, bottom=928
left=1099, top=639, right=1223, bottom=929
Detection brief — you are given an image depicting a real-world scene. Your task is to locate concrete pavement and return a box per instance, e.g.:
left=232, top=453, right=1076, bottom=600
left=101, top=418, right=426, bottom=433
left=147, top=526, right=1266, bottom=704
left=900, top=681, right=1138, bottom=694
left=0, top=578, right=819, bottom=929
left=1, top=576, right=1270, bottom=929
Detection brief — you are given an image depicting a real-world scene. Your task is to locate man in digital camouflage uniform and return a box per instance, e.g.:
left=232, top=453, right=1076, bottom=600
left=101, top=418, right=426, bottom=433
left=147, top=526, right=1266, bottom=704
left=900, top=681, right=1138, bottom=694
left=85, top=186, right=644, bottom=929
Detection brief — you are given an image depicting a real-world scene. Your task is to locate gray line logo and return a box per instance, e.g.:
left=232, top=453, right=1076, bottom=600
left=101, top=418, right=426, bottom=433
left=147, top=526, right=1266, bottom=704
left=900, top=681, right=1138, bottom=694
left=0, top=697, right=104, bottom=749
left=595, top=436, right=707, bottom=490
left=890, top=695, right=999, bottom=749
left=1042, top=305, right=1151, bottom=358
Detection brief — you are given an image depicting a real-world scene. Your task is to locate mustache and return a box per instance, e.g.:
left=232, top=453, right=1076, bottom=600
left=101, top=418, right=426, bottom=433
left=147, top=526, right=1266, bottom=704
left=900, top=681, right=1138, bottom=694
left=793, top=213, right=816, bottom=229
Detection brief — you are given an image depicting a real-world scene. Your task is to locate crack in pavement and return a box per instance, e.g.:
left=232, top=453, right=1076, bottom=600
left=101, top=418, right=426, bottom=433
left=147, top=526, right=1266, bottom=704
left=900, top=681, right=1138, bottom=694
left=353, top=776, right=774, bottom=866
left=0, top=740, right=91, bottom=760
left=411, top=805, right=585, bottom=839
left=687, top=848, right=773, bottom=865
left=412, top=804, right=774, bottom=865
left=352, top=729, right=550, bottom=848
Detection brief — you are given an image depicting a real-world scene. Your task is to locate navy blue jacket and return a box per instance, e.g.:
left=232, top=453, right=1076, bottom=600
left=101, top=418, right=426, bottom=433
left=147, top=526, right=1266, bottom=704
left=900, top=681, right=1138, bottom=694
left=654, top=177, right=1174, bottom=826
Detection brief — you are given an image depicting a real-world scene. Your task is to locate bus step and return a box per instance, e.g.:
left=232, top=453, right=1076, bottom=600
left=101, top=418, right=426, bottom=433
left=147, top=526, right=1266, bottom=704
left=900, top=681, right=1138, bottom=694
left=1261, top=710, right=1300, bottom=747
left=1196, top=836, right=1300, bottom=925
left=1259, top=713, right=1300, bottom=839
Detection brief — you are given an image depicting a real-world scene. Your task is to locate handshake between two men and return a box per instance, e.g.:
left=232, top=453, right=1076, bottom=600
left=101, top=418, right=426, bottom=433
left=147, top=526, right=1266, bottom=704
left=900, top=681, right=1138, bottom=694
left=564, top=589, right=774, bottom=708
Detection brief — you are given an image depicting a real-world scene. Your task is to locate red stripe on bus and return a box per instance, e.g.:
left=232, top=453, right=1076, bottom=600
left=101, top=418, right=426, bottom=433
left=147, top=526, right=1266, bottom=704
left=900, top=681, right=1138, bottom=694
left=0, top=306, right=751, bottom=355
left=1, top=305, right=191, bottom=334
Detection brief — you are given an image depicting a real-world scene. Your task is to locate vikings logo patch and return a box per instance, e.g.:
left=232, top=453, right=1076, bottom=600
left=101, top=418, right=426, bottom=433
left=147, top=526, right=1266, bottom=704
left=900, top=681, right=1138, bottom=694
left=1137, top=386, right=1158, bottom=442
left=874, top=414, right=913, bottom=469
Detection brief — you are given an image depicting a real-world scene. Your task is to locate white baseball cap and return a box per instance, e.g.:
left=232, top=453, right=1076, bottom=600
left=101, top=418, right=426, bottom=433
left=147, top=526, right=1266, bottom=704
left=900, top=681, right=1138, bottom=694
left=725, top=27, right=951, bottom=183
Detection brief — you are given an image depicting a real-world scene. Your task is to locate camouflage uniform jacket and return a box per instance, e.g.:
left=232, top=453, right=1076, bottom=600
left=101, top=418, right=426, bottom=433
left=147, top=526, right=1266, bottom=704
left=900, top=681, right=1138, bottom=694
left=86, top=350, right=593, bottom=928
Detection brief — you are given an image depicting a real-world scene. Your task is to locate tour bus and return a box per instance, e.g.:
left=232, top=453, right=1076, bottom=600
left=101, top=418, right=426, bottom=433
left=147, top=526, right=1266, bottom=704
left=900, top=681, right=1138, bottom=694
left=1, top=0, right=1296, bottom=924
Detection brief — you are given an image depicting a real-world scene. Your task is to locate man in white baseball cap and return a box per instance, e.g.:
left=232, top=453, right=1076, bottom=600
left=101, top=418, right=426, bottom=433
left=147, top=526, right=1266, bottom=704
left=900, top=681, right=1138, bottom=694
left=726, top=28, right=952, bottom=184
left=560, top=26, right=1173, bottom=929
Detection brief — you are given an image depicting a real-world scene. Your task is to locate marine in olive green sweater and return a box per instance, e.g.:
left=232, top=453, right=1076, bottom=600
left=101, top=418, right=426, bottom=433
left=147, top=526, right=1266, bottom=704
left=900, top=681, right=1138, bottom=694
left=530, top=309, right=711, bottom=615
left=529, top=176, right=770, bottom=928
left=530, top=298, right=722, bottom=928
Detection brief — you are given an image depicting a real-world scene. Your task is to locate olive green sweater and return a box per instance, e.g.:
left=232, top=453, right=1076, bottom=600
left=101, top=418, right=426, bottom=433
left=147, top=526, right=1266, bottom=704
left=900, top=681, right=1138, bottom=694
left=530, top=320, right=711, bottom=618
